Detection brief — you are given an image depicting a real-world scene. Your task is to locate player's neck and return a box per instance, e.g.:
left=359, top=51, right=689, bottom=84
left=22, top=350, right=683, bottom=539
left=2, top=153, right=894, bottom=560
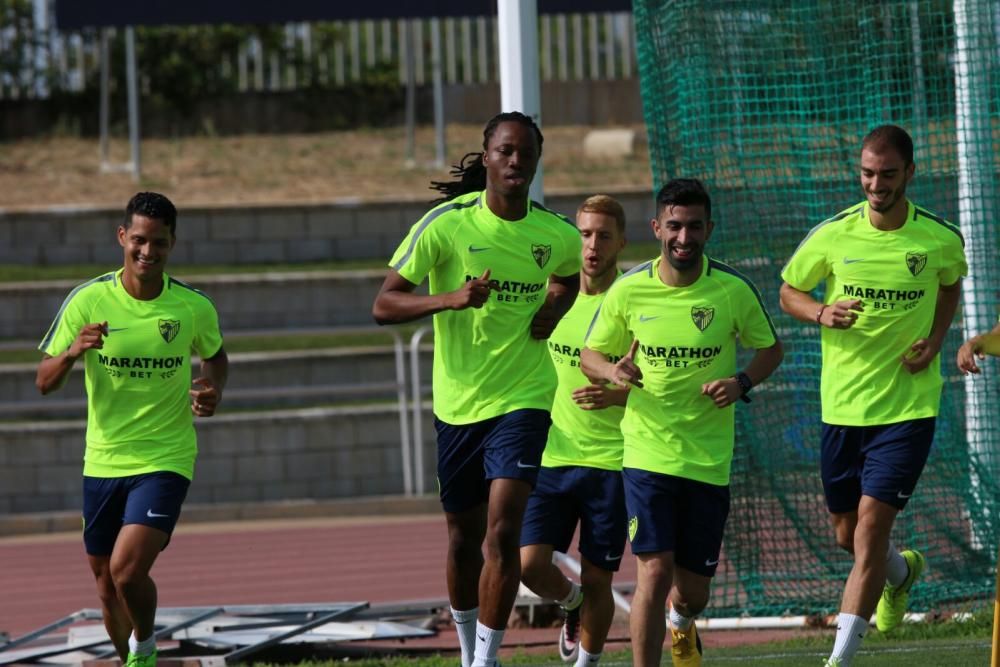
left=581, top=267, right=617, bottom=295
left=868, top=199, right=908, bottom=231
left=658, top=255, right=702, bottom=287
left=484, top=189, right=529, bottom=221
left=120, top=269, right=165, bottom=300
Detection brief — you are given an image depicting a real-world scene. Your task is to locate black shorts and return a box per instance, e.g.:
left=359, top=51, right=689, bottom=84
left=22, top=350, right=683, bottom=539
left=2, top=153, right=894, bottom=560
left=821, top=418, right=935, bottom=513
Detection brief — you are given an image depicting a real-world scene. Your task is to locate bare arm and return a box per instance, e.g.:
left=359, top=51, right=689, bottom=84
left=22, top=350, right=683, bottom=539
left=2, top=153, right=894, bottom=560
left=901, top=280, right=962, bottom=374
left=189, top=347, right=229, bottom=417
left=581, top=340, right=642, bottom=389
left=372, top=269, right=493, bottom=325
left=958, top=321, right=1000, bottom=374
left=35, top=321, right=107, bottom=395
left=779, top=282, right=863, bottom=329
left=701, top=340, right=784, bottom=408
left=530, top=272, right=581, bottom=339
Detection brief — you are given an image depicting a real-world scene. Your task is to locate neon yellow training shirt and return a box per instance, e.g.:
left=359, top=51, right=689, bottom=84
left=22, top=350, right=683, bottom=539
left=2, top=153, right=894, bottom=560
left=782, top=200, right=967, bottom=426
left=586, top=256, right=776, bottom=486
left=39, top=270, right=223, bottom=480
left=390, top=191, right=583, bottom=424
left=544, top=282, right=627, bottom=471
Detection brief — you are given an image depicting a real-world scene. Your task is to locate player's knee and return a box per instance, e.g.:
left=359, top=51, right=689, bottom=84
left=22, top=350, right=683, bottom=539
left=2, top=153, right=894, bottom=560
left=580, top=564, right=613, bottom=595
left=835, top=530, right=855, bottom=554
left=519, top=550, right=548, bottom=585
left=93, top=570, right=117, bottom=605
left=109, top=558, right=146, bottom=592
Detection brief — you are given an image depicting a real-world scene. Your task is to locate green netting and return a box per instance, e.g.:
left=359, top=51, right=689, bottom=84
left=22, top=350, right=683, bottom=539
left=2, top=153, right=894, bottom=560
left=633, top=0, right=1000, bottom=617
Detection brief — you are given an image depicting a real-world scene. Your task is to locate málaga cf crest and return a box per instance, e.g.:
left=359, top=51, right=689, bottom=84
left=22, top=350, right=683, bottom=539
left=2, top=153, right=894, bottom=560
left=691, top=305, right=715, bottom=332
left=906, top=252, right=927, bottom=277
left=532, top=244, right=552, bottom=269
left=158, top=319, right=180, bottom=343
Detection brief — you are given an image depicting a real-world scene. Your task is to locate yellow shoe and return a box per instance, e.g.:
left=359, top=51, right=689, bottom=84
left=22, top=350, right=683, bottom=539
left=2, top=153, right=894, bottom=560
left=670, top=620, right=702, bottom=666
left=875, top=549, right=925, bottom=633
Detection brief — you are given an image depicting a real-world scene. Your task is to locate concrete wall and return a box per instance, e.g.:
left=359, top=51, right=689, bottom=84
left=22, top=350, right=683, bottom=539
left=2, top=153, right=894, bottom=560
left=1, top=345, right=433, bottom=417
left=0, top=404, right=437, bottom=514
left=2, top=271, right=387, bottom=340
left=0, top=190, right=655, bottom=268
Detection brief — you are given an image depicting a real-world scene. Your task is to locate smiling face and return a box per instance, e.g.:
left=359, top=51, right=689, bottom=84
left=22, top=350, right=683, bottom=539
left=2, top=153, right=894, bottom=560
left=482, top=120, right=540, bottom=200
left=652, top=203, right=713, bottom=272
left=860, top=145, right=914, bottom=215
left=118, top=214, right=175, bottom=284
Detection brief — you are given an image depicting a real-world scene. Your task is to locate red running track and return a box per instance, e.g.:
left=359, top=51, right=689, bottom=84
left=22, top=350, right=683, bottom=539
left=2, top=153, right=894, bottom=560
left=0, top=514, right=638, bottom=640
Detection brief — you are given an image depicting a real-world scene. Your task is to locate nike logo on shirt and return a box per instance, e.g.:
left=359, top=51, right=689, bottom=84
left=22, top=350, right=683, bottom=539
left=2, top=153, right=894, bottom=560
left=842, top=258, right=865, bottom=264
left=468, top=245, right=490, bottom=253
left=638, top=314, right=660, bottom=323
left=107, top=327, right=129, bottom=332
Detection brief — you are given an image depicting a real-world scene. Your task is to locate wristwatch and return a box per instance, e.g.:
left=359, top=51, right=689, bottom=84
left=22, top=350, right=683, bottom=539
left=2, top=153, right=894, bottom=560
left=734, top=371, right=753, bottom=403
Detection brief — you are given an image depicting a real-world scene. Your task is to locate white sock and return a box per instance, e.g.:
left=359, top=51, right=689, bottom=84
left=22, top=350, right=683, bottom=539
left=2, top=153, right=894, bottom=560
left=830, top=612, right=868, bottom=663
left=669, top=605, right=694, bottom=632
left=558, top=581, right=583, bottom=610
left=885, top=544, right=908, bottom=588
left=471, top=621, right=505, bottom=667
left=451, top=606, right=479, bottom=667
left=128, top=631, right=156, bottom=657
left=575, top=647, right=601, bottom=666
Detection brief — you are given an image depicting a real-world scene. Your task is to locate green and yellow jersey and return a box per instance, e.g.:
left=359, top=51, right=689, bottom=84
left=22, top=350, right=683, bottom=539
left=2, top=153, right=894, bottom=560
left=39, top=269, right=223, bottom=480
left=390, top=191, right=583, bottom=424
left=543, top=281, right=627, bottom=471
left=586, top=256, right=776, bottom=486
left=782, top=200, right=967, bottom=426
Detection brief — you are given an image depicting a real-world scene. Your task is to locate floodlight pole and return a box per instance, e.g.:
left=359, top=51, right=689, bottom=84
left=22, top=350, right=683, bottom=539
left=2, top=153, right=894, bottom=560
left=954, top=0, right=998, bottom=546
left=497, top=0, right=543, bottom=204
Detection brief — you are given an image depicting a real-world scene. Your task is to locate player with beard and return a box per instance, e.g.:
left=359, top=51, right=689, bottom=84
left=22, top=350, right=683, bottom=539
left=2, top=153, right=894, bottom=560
left=581, top=179, right=783, bottom=666
left=779, top=125, right=967, bottom=667
left=519, top=195, right=630, bottom=667
left=373, top=112, right=582, bottom=667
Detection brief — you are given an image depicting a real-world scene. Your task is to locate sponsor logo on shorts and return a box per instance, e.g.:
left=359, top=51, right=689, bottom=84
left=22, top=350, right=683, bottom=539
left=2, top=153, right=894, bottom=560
left=146, top=509, right=170, bottom=518
left=516, top=460, right=537, bottom=469
left=604, top=552, right=622, bottom=562
left=704, top=558, right=720, bottom=567
left=628, top=516, right=638, bottom=542
left=896, top=490, right=912, bottom=499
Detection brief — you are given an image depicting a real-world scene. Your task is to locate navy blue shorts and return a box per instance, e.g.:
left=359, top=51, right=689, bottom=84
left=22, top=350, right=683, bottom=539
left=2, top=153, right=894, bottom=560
left=622, top=468, right=730, bottom=577
left=821, top=417, right=936, bottom=513
left=83, top=472, right=190, bottom=556
left=435, top=408, right=551, bottom=514
left=520, top=465, right=627, bottom=572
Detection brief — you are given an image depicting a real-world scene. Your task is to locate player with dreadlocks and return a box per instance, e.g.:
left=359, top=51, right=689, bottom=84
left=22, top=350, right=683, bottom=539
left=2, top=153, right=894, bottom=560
left=374, top=111, right=582, bottom=667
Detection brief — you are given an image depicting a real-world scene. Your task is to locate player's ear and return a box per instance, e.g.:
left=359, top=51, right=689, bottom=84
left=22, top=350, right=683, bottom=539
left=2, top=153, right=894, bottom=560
left=117, top=225, right=127, bottom=248
left=649, top=217, right=661, bottom=240
left=705, top=219, right=715, bottom=241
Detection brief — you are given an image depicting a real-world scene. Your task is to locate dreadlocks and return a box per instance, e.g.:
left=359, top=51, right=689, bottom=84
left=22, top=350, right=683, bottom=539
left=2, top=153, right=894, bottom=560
left=428, top=111, right=544, bottom=206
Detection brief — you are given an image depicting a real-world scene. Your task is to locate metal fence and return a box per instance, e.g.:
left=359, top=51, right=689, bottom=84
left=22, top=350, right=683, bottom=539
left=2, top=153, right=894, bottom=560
left=0, top=9, right=635, bottom=100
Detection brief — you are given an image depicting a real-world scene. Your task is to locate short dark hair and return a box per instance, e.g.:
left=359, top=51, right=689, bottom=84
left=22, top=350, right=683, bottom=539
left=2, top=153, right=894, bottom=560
left=655, top=178, right=711, bottom=220
left=862, top=124, right=914, bottom=165
left=124, top=192, right=177, bottom=236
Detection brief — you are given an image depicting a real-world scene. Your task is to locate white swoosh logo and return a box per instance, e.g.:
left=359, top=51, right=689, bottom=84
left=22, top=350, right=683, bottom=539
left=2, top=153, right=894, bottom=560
left=146, top=509, right=170, bottom=518
left=704, top=558, right=720, bottom=567
left=516, top=460, right=537, bottom=469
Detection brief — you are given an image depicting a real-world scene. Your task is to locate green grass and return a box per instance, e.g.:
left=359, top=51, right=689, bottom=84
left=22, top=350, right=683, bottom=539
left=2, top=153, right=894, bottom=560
left=257, top=637, right=991, bottom=666
left=260, top=612, right=993, bottom=666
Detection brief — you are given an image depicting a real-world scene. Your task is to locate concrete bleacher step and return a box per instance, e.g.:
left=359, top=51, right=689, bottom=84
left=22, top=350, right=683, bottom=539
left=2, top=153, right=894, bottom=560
left=0, top=269, right=391, bottom=340
left=0, top=344, right=433, bottom=417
